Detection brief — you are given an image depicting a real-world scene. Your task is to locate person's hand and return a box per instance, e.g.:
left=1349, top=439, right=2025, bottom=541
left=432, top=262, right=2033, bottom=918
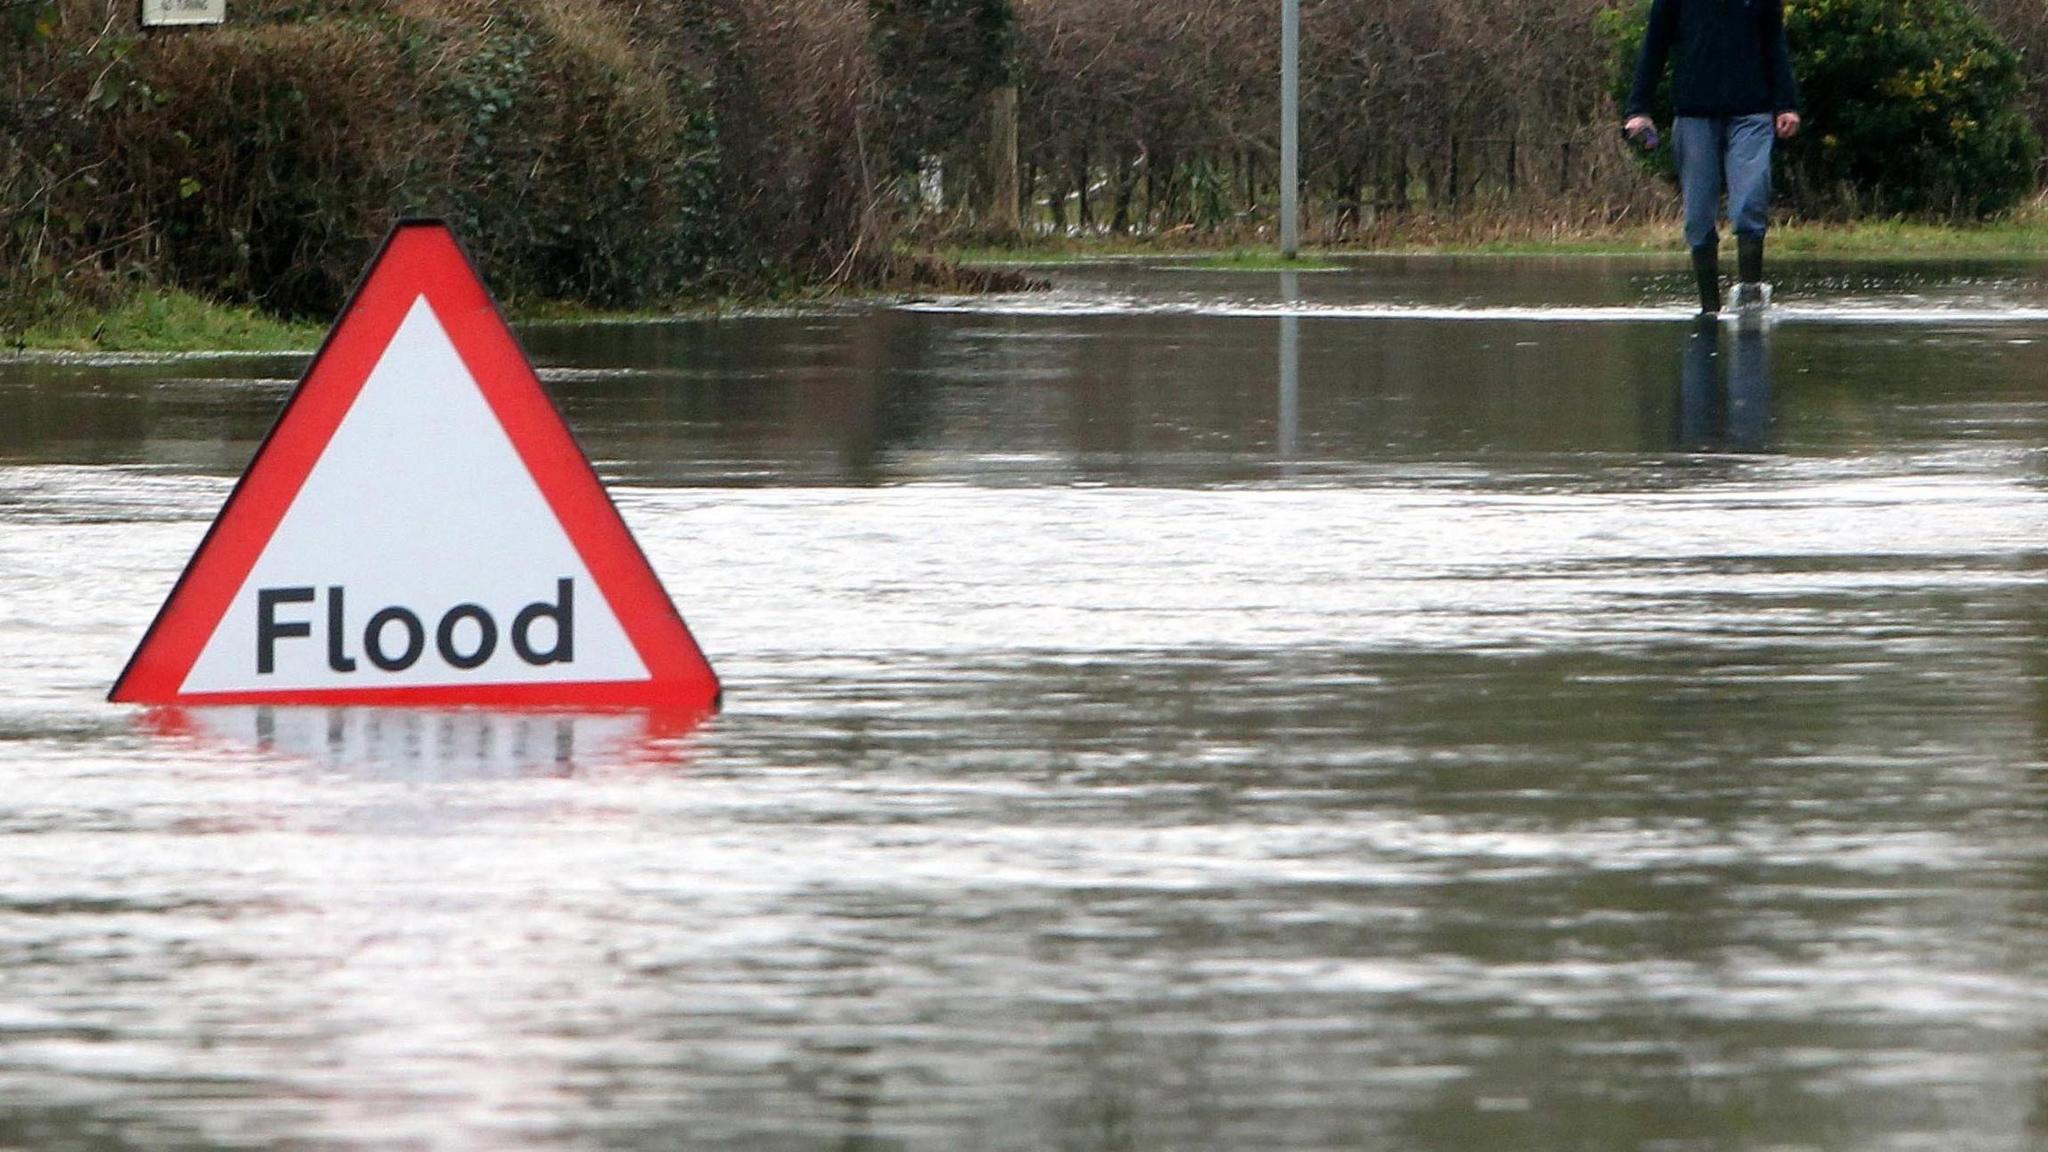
left=1776, top=111, right=1801, bottom=139
left=1624, top=115, right=1655, bottom=141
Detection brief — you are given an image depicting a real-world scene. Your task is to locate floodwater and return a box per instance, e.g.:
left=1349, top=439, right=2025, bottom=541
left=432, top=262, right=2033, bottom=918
left=6, top=255, right=2048, bottom=1149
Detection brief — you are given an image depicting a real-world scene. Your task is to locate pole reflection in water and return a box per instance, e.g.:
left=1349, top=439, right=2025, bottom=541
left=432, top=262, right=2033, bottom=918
left=1676, top=315, right=1774, bottom=452
left=1278, top=270, right=1301, bottom=464
left=142, top=707, right=709, bottom=779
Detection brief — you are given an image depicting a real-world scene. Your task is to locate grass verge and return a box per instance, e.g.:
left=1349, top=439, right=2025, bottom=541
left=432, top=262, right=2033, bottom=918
left=12, top=289, right=327, bottom=354
left=18, top=211, right=2048, bottom=355
left=3, top=252, right=1046, bottom=355
left=948, top=205, right=2048, bottom=264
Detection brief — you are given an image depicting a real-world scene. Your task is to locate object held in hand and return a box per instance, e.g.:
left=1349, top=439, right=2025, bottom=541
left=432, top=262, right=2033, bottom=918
left=1625, top=121, right=1660, bottom=151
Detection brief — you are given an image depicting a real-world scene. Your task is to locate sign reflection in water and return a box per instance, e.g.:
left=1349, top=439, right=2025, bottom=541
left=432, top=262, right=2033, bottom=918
left=143, top=707, right=708, bottom=779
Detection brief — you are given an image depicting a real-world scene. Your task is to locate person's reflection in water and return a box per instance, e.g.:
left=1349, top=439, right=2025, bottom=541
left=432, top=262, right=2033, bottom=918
left=1675, top=316, right=1774, bottom=452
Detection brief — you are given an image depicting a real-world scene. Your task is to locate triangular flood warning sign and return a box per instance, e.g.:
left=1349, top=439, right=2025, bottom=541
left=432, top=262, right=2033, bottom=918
left=110, top=220, right=721, bottom=712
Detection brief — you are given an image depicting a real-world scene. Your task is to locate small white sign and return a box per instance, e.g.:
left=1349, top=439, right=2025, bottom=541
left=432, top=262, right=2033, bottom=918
left=142, top=0, right=225, bottom=27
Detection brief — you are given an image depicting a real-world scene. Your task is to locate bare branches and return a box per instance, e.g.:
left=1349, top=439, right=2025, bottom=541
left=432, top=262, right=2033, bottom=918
left=1013, top=0, right=1661, bottom=239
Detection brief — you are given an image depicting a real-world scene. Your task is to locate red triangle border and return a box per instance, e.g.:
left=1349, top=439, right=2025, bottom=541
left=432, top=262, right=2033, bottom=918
left=109, top=220, right=722, bottom=713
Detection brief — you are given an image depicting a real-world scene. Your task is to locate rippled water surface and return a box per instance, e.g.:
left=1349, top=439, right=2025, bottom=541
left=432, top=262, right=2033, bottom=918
left=8, top=256, right=2048, bottom=1149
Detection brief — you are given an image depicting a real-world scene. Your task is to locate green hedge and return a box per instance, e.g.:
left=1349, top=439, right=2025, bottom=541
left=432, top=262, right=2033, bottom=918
left=2, top=0, right=874, bottom=330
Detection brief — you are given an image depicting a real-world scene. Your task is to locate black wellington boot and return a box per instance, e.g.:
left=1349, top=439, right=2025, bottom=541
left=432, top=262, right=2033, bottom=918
left=1734, top=233, right=1767, bottom=310
left=1691, top=244, right=1722, bottom=315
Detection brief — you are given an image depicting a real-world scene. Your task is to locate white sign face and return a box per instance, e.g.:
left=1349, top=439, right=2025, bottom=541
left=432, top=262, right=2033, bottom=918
left=180, top=297, right=649, bottom=695
left=142, top=0, right=225, bottom=27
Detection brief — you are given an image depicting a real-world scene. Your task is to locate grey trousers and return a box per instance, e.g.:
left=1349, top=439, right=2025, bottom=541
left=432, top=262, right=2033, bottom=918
left=1674, top=114, right=1776, bottom=249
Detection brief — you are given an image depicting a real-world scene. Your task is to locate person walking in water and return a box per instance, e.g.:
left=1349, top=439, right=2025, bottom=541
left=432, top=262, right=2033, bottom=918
left=1624, top=0, right=1801, bottom=314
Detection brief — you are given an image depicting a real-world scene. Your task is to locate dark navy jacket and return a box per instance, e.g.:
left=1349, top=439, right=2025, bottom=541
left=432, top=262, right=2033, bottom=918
left=1626, top=0, right=1800, bottom=119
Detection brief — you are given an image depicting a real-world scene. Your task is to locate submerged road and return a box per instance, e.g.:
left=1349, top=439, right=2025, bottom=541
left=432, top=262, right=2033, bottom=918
left=4, top=255, right=2048, bottom=1149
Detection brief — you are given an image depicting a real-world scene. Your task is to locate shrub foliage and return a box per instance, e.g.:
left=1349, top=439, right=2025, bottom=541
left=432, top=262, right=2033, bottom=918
left=0, top=0, right=886, bottom=327
left=870, top=0, right=1013, bottom=178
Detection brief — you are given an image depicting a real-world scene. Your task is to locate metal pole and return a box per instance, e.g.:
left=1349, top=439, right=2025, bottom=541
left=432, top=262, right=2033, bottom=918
left=1280, top=0, right=1300, bottom=259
